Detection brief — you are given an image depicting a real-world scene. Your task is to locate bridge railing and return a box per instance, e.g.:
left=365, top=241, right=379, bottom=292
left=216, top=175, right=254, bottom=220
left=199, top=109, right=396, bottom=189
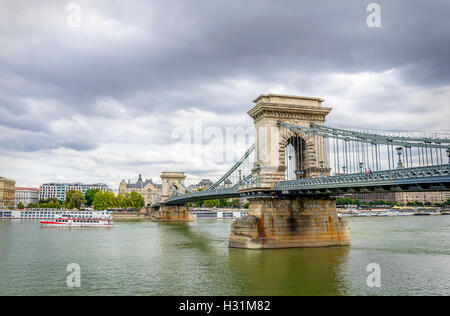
left=278, top=120, right=450, bottom=177
left=275, top=164, right=450, bottom=189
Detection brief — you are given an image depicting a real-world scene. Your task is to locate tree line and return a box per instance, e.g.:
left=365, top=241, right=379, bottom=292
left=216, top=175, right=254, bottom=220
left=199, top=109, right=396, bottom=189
left=19, top=189, right=145, bottom=210
left=188, top=198, right=249, bottom=209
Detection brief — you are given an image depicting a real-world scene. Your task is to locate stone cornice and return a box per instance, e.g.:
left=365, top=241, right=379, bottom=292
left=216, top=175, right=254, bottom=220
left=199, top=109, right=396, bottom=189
left=253, top=94, right=324, bottom=104
left=248, top=103, right=332, bottom=122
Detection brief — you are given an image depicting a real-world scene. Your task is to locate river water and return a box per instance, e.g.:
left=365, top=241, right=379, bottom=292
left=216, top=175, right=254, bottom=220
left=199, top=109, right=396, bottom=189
left=0, top=215, right=449, bottom=296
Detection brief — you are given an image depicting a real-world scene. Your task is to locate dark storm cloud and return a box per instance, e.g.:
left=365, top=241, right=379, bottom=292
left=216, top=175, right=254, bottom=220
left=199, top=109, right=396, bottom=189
left=2, top=0, right=450, bottom=115
left=1, top=0, right=450, bottom=186
left=0, top=128, right=97, bottom=152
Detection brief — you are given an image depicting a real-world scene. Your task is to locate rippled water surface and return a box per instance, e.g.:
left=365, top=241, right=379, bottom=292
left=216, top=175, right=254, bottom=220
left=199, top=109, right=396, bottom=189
left=0, top=216, right=449, bottom=296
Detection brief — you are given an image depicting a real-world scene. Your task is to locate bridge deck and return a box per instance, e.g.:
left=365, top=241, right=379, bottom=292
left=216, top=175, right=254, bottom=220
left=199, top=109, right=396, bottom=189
left=160, top=165, right=450, bottom=205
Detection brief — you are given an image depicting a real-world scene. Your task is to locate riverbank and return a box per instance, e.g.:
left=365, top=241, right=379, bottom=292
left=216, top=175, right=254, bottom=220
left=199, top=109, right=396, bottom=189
left=112, top=211, right=150, bottom=220
left=338, top=207, right=449, bottom=217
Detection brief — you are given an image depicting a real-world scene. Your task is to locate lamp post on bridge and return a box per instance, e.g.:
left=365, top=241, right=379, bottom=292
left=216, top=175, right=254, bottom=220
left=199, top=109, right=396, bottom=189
left=446, top=148, right=450, bottom=164
left=359, top=162, right=364, bottom=173
left=319, top=161, right=324, bottom=177
left=396, top=147, right=404, bottom=169
left=342, top=166, right=346, bottom=175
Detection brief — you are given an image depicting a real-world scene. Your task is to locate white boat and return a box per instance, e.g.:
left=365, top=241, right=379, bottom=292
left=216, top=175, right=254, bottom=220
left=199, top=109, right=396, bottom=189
left=414, top=209, right=441, bottom=216
left=40, top=217, right=114, bottom=228
left=11, top=209, right=112, bottom=220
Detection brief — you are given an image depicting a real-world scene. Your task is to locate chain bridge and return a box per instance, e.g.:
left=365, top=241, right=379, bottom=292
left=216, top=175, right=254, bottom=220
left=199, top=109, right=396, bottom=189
left=150, top=94, right=450, bottom=249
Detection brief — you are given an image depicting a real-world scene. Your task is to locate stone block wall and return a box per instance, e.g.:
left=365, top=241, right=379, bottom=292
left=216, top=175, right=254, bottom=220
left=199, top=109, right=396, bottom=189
left=150, top=205, right=194, bottom=222
left=229, top=196, right=350, bottom=249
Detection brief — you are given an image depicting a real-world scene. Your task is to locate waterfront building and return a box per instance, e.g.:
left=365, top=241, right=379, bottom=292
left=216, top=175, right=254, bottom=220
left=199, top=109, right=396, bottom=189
left=39, top=183, right=111, bottom=202
left=198, top=179, right=213, bottom=189
left=15, top=187, right=39, bottom=207
left=346, top=192, right=397, bottom=203
left=346, top=191, right=450, bottom=205
left=0, top=177, right=15, bottom=208
left=395, top=191, right=450, bottom=205
left=118, top=174, right=161, bottom=206
left=188, top=179, right=214, bottom=192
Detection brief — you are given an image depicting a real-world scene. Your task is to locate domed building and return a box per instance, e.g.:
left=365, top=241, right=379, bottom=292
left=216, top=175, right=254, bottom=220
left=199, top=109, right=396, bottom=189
left=118, top=174, right=162, bottom=206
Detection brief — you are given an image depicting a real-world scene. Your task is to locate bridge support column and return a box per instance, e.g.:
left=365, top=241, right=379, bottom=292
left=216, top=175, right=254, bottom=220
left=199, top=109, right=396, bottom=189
left=150, top=205, right=194, bottom=222
left=229, top=197, right=350, bottom=249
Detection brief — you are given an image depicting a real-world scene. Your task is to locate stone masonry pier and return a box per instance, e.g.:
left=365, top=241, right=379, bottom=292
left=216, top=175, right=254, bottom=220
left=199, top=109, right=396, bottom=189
left=229, top=197, right=350, bottom=249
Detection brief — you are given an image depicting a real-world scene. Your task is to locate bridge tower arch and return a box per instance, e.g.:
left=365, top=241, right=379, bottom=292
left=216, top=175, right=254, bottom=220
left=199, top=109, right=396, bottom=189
left=248, top=94, right=331, bottom=188
left=160, top=172, right=186, bottom=202
left=150, top=172, right=193, bottom=222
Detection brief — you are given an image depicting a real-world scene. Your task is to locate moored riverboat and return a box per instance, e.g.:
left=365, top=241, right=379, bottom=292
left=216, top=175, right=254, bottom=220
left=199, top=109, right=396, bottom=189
left=414, top=209, right=441, bottom=216
left=40, top=217, right=114, bottom=227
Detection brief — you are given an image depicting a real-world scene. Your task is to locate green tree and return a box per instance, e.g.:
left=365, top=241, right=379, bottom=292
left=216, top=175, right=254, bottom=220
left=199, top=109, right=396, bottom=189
left=219, top=198, right=230, bottom=208
left=204, top=199, right=220, bottom=208
left=84, top=189, right=100, bottom=207
left=93, top=191, right=106, bottom=210
left=116, top=193, right=124, bottom=208
left=36, top=197, right=61, bottom=209
left=65, top=190, right=86, bottom=209
left=231, top=199, right=240, bottom=208
left=64, top=190, right=76, bottom=208
left=92, top=191, right=144, bottom=211
left=194, top=200, right=204, bottom=207
left=124, top=192, right=131, bottom=208
left=17, top=202, right=25, bottom=209
left=129, top=191, right=145, bottom=209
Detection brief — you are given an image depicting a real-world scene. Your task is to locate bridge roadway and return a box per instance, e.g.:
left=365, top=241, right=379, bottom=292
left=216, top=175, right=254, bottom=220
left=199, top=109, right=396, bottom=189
left=161, top=164, right=450, bottom=206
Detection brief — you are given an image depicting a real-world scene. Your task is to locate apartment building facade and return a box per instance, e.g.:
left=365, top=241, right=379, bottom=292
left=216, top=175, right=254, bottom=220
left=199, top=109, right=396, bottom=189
left=0, top=177, right=15, bottom=208
left=15, top=187, right=39, bottom=207
left=39, top=183, right=111, bottom=202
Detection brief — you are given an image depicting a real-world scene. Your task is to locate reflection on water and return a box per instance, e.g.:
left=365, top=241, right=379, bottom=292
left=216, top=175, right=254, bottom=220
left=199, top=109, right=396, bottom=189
left=0, top=216, right=449, bottom=296
left=228, top=247, right=350, bottom=296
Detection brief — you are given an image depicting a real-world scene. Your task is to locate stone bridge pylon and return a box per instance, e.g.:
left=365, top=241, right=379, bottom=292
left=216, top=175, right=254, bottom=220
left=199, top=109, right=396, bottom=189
left=230, top=94, right=350, bottom=249
left=150, top=172, right=194, bottom=222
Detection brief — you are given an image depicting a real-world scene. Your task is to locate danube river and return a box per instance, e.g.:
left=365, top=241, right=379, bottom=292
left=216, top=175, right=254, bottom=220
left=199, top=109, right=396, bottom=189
left=0, top=216, right=449, bottom=296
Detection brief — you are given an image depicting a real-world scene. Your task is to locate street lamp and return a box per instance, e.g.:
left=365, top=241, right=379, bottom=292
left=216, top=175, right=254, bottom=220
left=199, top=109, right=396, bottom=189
left=396, top=147, right=404, bottom=169
left=238, top=169, right=242, bottom=182
left=288, top=155, right=292, bottom=179
left=359, top=162, right=364, bottom=173
left=342, top=166, right=347, bottom=174
left=446, top=148, right=450, bottom=164
left=319, top=161, right=324, bottom=177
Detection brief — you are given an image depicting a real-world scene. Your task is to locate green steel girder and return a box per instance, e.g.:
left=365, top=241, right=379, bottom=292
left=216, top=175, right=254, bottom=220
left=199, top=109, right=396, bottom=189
left=277, top=121, right=450, bottom=149
left=207, top=144, right=255, bottom=191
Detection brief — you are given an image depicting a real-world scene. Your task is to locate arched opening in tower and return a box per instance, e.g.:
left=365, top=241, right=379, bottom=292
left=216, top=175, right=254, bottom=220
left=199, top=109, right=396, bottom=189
left=285, top=136, right=307, bottom=180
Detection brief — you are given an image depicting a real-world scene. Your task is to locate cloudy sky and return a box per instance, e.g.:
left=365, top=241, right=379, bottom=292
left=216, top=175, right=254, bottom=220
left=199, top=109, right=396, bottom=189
left=1, top=0, right=449, bottom=189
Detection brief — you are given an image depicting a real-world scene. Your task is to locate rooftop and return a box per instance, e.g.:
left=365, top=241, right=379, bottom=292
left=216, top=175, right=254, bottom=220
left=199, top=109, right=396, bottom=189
left=253, top=93, right=324, bottom=105
left=15, top=187, right=39, bottom=192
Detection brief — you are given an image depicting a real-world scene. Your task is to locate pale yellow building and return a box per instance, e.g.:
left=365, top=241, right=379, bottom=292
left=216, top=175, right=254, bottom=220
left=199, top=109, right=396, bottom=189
left=395, top=191, right=450, bottom=205
left=0, top=177, right=16, bottom=208
left=118, top=174, right=161, bottom=206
